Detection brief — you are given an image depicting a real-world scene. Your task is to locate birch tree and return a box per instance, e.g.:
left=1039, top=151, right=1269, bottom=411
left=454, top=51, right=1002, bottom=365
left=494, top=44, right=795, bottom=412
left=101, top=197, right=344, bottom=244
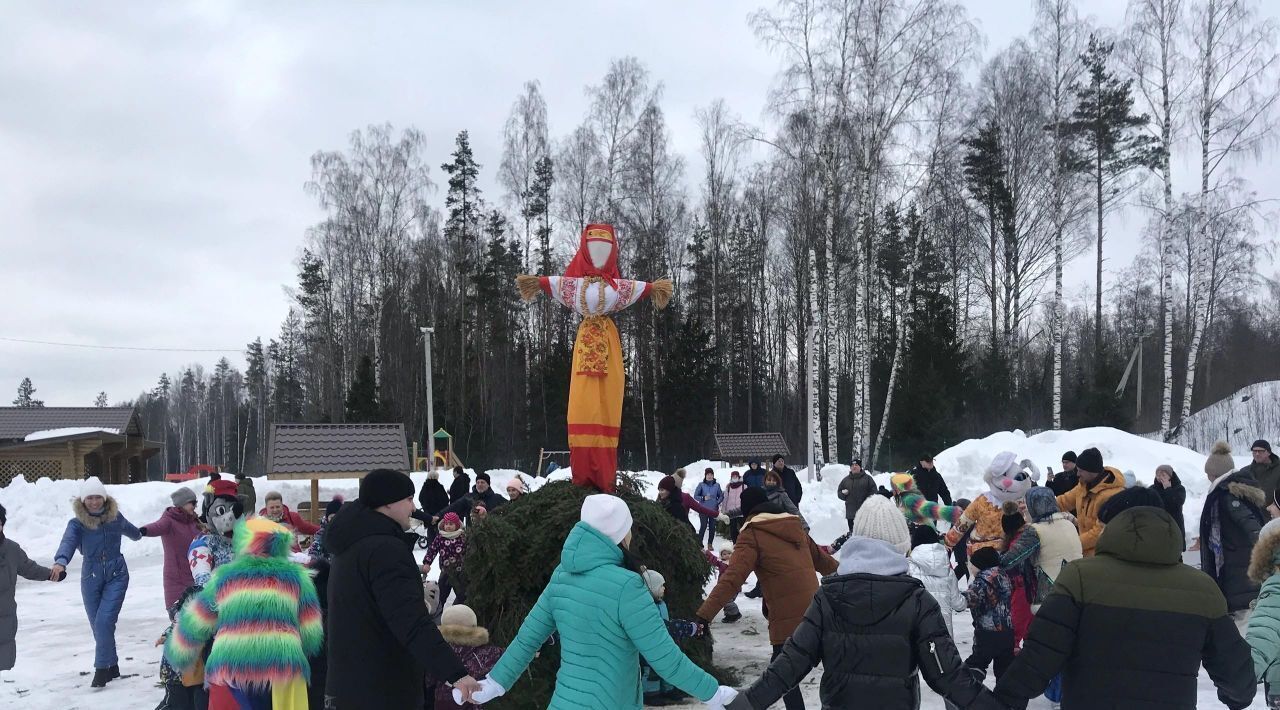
left=1180, top=0, right=1279, bottom=425
left=1124, top=0, right=1188, bottom=438
left=1034, top=0, right=1089, bottom=429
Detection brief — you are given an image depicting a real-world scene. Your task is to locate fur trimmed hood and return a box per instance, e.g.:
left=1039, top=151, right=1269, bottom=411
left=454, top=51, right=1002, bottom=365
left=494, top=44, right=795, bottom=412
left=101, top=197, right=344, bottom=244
left=72, top=496, right=119, bottom=529
left=1250, top=519, right=1280, bottom=584
left=1228, top=480, right=1267, bottom=509
left=439, top=624, right=490, bottom=647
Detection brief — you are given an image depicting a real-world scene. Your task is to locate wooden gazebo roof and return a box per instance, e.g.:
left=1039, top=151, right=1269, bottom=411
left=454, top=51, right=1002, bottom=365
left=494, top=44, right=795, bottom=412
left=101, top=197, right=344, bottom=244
left=712, top=432, right=791, bottom=462
left=266, top=423, right=410, bottom=480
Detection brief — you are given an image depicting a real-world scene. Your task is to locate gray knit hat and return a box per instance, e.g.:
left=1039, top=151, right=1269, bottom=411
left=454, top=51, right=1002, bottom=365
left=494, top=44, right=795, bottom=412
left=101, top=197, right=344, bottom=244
left=1205, top=441, right=1235, bottom=480
left=171, top=487, right=198, bottom=507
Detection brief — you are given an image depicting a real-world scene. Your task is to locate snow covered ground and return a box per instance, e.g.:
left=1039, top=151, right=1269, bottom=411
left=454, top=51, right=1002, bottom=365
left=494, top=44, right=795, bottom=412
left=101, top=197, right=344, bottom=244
left=0, top=427, right=1270, bottom=707
left=1168, top=380, right=1280, bottom=455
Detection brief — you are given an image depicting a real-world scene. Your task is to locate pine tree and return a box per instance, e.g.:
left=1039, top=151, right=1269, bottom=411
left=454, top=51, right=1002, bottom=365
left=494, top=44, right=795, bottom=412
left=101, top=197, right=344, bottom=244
left=94, top=391, right=109, bottom=407
left=962, top=118, right=1014, bottom=354
left=12, top=378, right=43, bottom=408
left=442, top=130, right=484, bottom=277
left=1057, top=33, right=1162, bottom=367
left=344, top=354, right=382, bottom=422
left=527, top=156, right=555, bottom=273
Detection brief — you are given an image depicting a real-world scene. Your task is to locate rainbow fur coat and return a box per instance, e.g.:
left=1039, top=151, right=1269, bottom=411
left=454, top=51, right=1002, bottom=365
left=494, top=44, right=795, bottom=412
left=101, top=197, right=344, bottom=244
left=891, top=474, right=963, bottom=526
left=165, top=517, right=323, bottom=692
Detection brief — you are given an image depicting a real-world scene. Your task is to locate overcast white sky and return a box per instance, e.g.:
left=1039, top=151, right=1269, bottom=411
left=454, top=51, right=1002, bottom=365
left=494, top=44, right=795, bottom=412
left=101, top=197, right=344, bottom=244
left=1, top=0, right=1274, bottom=407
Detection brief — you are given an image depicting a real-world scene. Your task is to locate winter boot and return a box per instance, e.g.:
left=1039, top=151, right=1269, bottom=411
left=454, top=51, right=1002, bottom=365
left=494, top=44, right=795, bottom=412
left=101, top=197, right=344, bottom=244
left=722, top=601, right=742, bottom=623
left=108, top=664, right=121, bottom=680
left=743, top=583, right=762, bottom=599
left=91, top=668, right=112, bottom=688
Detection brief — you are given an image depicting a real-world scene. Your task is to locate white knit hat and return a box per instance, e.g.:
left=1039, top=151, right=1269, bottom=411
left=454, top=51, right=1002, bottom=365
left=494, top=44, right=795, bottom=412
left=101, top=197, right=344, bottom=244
left=641, top=569, right=665, bottom=600
left=441, top=604, right=478, bottom=628
left=580, top=494, right=633, bottom=545
left=852, top=495, right=911, bottom=554
left=79, top=476, right=107, bottom=500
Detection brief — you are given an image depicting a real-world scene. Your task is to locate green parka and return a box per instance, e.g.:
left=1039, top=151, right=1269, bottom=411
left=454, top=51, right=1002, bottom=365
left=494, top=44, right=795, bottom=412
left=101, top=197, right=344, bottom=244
left=488, top=521, right=718, bottom=708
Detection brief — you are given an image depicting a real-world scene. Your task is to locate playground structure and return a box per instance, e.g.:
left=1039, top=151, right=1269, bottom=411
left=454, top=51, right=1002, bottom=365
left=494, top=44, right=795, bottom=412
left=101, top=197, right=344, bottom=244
left=536, top=448, right=569, bottom=477
left=413, top=428, right=464, bottom=471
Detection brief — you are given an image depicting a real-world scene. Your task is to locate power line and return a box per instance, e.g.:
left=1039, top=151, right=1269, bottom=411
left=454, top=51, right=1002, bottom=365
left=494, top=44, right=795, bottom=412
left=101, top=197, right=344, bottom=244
left=0, top=336, right=242, bottom=354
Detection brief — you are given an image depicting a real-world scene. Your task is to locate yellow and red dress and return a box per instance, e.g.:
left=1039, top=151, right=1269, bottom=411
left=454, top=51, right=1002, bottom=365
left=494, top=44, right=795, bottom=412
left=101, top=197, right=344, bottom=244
left=539, top=275, right=653, bottom=492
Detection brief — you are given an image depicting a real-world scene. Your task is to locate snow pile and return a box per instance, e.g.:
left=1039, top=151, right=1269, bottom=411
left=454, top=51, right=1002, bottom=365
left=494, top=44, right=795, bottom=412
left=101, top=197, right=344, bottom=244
left=23, top=426, right=118, bottom=441
left=1171, top=380, right=1280, bottom=454
left=921, top=426, right=1257, bottom=542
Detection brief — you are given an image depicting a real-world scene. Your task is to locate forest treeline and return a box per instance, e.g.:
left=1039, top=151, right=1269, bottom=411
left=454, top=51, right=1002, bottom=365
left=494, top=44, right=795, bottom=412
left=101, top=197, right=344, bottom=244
left=30, top=0, right=1279, bottom=477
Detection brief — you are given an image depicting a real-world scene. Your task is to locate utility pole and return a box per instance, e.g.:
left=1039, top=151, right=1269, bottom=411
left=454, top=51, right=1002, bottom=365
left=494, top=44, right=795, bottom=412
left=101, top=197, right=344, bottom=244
left=420, top=327, right=435, bottom=459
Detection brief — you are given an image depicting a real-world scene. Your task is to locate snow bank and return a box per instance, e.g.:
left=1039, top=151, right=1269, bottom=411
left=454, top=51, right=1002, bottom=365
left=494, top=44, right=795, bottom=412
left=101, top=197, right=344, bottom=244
left=23, top=426, right=118, bottom=441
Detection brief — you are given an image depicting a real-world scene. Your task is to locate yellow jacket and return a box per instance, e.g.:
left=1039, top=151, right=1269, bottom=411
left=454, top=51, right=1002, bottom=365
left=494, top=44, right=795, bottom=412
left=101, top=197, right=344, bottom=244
left=1055, top=466, right=1126, bottom=556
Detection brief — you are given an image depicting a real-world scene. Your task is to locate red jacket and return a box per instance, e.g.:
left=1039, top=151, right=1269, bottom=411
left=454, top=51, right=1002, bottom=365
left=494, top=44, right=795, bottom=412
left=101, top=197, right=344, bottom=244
left=259, top=504, right=321, bottom=536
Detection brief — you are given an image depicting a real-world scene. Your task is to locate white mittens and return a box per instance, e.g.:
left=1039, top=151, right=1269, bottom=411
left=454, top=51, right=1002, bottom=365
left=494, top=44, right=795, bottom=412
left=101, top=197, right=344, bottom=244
left=706, top=685, right=739, bottom=709
left=717, top=513, right=730, bottom=524
left=452, top=677, right=506, bottom=705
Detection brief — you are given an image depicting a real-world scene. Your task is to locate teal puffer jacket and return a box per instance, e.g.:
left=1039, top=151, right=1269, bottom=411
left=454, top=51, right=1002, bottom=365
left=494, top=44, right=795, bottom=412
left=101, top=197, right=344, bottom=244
left=488, top=521, right=719, bottom=708
left=1247, top=574, right=1280, bottom=689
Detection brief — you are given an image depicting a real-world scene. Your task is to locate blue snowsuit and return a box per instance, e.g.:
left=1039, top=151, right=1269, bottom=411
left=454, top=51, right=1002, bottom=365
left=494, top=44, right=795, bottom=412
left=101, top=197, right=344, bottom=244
left=54, top=497, right=141, bottom=669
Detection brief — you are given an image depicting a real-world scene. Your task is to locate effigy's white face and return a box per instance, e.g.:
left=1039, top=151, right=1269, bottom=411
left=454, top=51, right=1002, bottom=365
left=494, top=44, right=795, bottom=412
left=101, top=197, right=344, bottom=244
left=588, top=240, right=612, bottom=269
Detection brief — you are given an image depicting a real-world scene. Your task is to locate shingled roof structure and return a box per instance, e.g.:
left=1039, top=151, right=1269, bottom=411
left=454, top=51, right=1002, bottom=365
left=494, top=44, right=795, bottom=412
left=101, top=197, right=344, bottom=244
left=712, top=432, right=791, bottom=463
left=266, top=423, right=410, bottom=480
left=0, top=407, right=137, bottom=440
left=0, top=406, right=161, bottom=486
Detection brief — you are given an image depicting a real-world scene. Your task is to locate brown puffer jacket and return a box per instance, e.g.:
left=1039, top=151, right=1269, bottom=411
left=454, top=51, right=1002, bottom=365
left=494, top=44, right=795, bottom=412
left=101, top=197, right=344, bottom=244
left=697, top=510, right=837, bottom=644
left=1055, top=467, right=1126, bottom=556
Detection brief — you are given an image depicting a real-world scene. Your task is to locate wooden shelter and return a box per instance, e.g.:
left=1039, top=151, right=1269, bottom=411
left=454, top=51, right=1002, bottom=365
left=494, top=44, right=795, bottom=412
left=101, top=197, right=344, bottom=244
left=266, top=423, right=411, bottom=522
left=711, top=432, right=791, bottom=464
left=0, top=407, right=162, bottom=486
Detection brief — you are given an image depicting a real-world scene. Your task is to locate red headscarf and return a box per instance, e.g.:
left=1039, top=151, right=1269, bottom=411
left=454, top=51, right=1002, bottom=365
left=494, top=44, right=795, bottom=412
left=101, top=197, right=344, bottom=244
left=564, top=224, right=621, bottom=289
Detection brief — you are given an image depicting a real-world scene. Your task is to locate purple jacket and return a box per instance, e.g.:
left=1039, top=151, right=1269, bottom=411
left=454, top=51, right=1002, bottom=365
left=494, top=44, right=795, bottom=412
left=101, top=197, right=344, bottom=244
left=141, top=506, right=201, bottom=608
left=431, top=628, right=503, bottom=710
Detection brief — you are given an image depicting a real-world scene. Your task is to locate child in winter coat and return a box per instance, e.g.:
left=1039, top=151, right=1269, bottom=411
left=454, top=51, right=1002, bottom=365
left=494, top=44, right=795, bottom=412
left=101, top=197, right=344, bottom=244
left=907, top=526, right=965, bottom=637
left=964, top=546, right=1016, bottom=681
left=304, top=496, right=344, bottom=562
left=0, top=503, right=61, bottom=675
left=998, top=501, right=1034, bottom=646
left=155, top=586, right=207, bottom=710
left=165, top=517, right=323, bottom=710
left=429, top=605, right=504, bottom=710
left=723, top=472, right=745, bottom=542
left=1246, top=518, right=1280, bottom=707
left=423, top=512, right=468, bottom=613
left=640, top=569, right=707, bottom=706
left=702, top=545, right=741, bottom=623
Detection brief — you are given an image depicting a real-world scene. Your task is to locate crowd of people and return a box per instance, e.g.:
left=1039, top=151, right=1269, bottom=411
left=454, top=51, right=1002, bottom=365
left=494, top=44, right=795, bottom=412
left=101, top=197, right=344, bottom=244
left=3, top=438, right=1280, bottom=709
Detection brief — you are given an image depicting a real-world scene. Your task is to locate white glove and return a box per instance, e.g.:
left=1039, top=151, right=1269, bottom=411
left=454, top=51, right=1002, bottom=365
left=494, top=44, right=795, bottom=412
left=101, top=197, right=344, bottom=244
left=706, top=685, right=739, bottom=709
left=717, top=513, right=730, bottom=524
left=452, top=677, right=506, bottom=705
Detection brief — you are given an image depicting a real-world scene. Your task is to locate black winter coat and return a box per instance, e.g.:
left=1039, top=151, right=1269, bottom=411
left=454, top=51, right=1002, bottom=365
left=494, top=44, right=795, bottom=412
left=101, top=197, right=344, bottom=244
left=995, top=507, right=1256, bottom=710
left=1046, top=468, right=1078, bottom=497
left=732, top=571, right=1002, bottom=710
left=1149, top=472, right=1187, bottom=538
left=418, top=479, right=450, bottom=517
left=325, top=501, right=468, bottom=709
left=1200, top=469, right=1268, bottom=612
left=910, top=464, right=952, bottom=505
left=774, top=465, right=803, bottom=506
left=448, top=474, right=471, bottom=504
left=440, top=487, right=507, bottom=523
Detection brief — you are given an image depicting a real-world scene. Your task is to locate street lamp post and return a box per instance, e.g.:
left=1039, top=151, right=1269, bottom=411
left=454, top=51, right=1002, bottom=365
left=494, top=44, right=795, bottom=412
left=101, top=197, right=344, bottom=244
left=420, top=327, right=435, bottom=455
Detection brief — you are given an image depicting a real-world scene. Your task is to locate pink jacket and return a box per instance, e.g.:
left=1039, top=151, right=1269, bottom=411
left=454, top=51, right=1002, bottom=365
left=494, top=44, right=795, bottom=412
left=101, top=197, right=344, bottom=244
left=141, top=506, right=201, bottom=607
left=259, top=505, right=321, bottom=536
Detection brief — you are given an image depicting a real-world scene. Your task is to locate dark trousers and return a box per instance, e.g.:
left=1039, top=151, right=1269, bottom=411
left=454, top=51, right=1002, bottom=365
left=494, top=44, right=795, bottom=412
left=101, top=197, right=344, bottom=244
left=965, top=629, right=1015, bottom=680
left=771, top=644, right=806, bottom=710
left=157, top=680, right=207, bottom=710
left=847, top=518, right=854, bottom=532
left=698, top=515, right=717, bottom=547
left=434, top=567, right=466, bottom=621
left=729, top=516, right=742, bottom=542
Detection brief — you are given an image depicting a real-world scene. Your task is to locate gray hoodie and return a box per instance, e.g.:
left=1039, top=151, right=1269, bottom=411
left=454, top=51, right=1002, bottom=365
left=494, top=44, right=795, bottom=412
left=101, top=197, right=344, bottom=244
left=836, top=536, right=910, bottom=576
